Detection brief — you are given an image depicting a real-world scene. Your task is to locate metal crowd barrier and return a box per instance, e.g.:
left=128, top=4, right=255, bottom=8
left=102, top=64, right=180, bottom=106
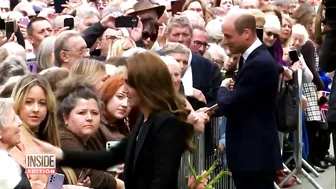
left=276, top=69, right=322, bottom=189
left=178, top=117, right=235, bottom=189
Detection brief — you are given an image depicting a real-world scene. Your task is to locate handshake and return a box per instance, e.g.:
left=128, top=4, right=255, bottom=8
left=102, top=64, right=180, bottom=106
left=221, top=78, right=235, bottom=91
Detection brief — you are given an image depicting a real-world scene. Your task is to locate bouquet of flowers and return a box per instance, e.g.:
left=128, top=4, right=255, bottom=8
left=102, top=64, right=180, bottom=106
left=187, top=160, right=229, bottom=189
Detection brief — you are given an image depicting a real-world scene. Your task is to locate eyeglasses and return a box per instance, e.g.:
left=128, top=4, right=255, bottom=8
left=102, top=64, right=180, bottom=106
left=142, top=31, right=158, bottom=42
left=64, top=48, right=90, bottom=56
left=193, top=40, right=210, bottom=49
left=212, top=59, right=224, bottom=65
left=265, top=31, right=279, bottom=38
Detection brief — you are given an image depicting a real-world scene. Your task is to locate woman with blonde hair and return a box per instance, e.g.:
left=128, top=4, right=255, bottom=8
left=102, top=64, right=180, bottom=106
left=70, top=58, right=109, bottom=90
left=8, top=74, right=81, bottom=188
left=106, top=36, right=136, bottom=59
left=280, top=14, right=295, bottom=48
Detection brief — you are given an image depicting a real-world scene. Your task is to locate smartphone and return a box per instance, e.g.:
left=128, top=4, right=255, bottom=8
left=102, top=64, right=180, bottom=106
left=206, top=104, right=218, bottom=113
left=54, top=0, right=67, bottom=13
left=289, top=50, right=299, bottom=62
left=115, top=16, right=138, bottom=28
left=64, top=17, right=74, bottom=30
left=46, top=173, right=65, bottom=189
left=106, top=141, right=120, bottom=172
left=27, top=61, right=38, bottom=73
left=5, top=21, right=15, bottom=39
left=77, top=169, right=90, bottom=183
left=256, top=28, right=263, bottom=41
left=0, top=19, right=5, bottom=30
left=171, top=0, right=185, bottom=15
left=19, top=17, right=30, bottom=27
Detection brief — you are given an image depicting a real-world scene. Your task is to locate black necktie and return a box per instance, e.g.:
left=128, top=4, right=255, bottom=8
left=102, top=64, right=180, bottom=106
left=238, top=56, right=244, bottom=71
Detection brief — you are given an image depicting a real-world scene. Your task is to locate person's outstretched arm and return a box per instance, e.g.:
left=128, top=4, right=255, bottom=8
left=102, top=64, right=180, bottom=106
left=59, top=137, right=128, bottom=170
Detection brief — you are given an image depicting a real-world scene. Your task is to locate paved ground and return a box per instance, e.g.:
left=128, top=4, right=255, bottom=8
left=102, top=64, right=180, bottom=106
left=291, top=139, right=335, bottom=189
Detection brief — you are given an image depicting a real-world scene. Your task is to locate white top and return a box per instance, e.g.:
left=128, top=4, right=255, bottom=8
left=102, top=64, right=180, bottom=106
left=0, top=149, right=22, bottom=189
left=241, top=38, right=263, bottom=64
left=181, top=50, right=194, bottom=96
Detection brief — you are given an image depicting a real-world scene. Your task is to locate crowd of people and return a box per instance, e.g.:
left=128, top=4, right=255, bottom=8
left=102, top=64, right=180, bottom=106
left=0, top=0, right=333, bottom=188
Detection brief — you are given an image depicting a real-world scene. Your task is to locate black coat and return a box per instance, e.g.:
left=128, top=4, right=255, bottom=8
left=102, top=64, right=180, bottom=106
left=59, top=112, right=187, bottom=189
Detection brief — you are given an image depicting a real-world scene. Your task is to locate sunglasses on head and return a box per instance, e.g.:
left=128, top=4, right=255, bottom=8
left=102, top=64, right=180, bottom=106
left=142, top=31, right=157, bottom=42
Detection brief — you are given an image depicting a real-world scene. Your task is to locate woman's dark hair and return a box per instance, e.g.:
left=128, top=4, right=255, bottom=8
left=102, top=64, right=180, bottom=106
left=55, top=75, right=103, bottom=125
left=126, top=51, right=194, bottom=152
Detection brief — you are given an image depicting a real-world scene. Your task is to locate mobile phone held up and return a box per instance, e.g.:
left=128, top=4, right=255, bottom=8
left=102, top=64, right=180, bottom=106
left=289, top=49, right=300, bottom=62
left=64, top=17, right=74, bottom=30
left=115, top=15, right=138, bottom=28
left=5, top=21, right=15, bottom=39
left=46, top=173, right=65, bottom=189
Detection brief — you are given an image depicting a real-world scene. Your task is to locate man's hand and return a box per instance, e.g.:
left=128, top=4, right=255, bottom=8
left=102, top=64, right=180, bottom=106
left=221, top=78, right=234, bottom=90
left=193, top=88, right=207, bottom=104
left=100, top=13, right=122, bottom=29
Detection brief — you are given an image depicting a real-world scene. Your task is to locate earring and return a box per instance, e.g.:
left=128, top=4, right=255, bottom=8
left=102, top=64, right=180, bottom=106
left=0, top=136, right=2, bottom=139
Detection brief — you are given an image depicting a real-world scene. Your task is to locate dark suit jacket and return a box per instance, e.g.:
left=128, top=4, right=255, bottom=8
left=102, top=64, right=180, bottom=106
left=60, top=112, right=186, bottom=189
left=190, top=53, right=221, bottom=107
left=217, top=45, right=282, bottom=172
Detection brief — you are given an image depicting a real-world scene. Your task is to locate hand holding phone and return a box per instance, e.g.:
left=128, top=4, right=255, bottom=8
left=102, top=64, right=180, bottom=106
left=115, top=15, right=138, bottom=28
left=205, top=104, right=218, bottom=113
left=19, top=17, right=30, bottom=26
left=63, top=17, right=74, bottom=30
left=5, top=21, right=15, bottom=39
left=46, top=173, right=65, bottom=189
left=289, top=49, right=300, bottom=62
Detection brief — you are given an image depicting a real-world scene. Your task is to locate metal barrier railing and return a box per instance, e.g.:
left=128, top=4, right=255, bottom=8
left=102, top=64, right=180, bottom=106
left=178, top=117, right=235, bottom=189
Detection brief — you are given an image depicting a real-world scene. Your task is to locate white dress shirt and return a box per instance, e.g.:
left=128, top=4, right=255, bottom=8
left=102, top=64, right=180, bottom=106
left=181, top=50, right=194, bottom=96
left=241, top=38, right=263, bottom=63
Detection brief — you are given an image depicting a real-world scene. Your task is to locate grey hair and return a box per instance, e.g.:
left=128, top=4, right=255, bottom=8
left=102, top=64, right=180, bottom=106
left=160, top=42, right=190, bottom=56
left=292, top=23, right=309, bottom=45
left=0, top=98, right=14, bottom=129
left=74, top=6, right=100, bottom=27
left=0, top=56, right=29, bottom=85
left=54, top=31, right=80, bottom=67
left=206, top=43, right=229, bottom=64
left=102, top=5, right=123, bottom=18
left=167, top=16, right=193, bottom=36
left=36, top=36, right=56, bottom=72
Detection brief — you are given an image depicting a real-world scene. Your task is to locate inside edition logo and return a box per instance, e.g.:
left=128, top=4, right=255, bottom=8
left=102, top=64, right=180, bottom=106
left=26, top=154, right=56, bottom=174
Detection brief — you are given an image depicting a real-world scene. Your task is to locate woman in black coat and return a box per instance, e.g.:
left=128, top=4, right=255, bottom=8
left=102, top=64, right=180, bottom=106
left=35, top=52, right=194, bottom=189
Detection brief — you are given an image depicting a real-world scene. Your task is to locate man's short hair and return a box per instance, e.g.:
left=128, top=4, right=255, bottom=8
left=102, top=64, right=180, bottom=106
left=27, top=17, right=50, bottom=36
left=54, top=31, right=81, bottom=67
left=167, top=16, right=193, bottom=36
left=160, top=42, right=190, bottom=56
left=234, top=14, right=256, bottom=35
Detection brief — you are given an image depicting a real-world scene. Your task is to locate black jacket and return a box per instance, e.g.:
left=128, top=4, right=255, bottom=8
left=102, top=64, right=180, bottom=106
left=59, top=113, right=186, bottom=189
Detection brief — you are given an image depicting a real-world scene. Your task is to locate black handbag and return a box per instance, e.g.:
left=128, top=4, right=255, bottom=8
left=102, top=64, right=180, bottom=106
left=276, top=72, right=300, bottom=132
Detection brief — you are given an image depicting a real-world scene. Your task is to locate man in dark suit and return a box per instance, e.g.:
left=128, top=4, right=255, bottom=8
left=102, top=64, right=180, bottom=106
left=218, top=11, right=282, bottom=188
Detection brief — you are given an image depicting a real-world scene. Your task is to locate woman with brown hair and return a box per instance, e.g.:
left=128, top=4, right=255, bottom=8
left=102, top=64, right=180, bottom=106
left=35, top=51, right=194, bottom=189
